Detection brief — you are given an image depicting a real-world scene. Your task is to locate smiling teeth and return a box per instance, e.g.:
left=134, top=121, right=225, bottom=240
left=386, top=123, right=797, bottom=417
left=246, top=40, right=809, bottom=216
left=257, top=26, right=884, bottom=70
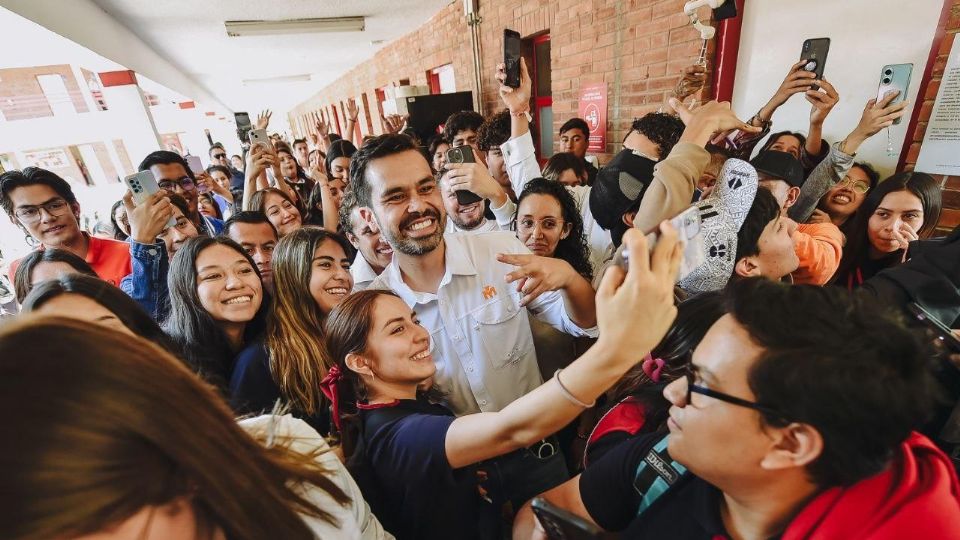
left=411, top=350, right=430, bottom=360
left=326, top=288, right=348, bottom=295
left=409, top=219, right=433, bottom=231
left=225, top=296, right=252, bottom=304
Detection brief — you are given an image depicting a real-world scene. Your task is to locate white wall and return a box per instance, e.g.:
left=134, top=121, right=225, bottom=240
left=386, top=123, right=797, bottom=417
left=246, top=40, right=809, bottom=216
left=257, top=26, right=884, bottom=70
left=731, top=0, right=944, bottom=175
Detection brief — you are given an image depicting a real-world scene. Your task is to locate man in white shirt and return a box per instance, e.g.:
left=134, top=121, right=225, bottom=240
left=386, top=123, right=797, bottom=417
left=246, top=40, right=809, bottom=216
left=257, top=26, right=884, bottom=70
left=353, top=132, right=598, bottom=506
left=340, top=193, right=393, bottom=292
left=440, top=160, right=517, bottom=234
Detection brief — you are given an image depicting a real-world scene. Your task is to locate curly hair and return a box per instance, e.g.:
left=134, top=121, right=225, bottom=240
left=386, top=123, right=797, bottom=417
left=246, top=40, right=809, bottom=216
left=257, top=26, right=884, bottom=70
left=442, top=111, right=485, bottom=143
left=628, top=112, right=685, bottom=159
left=476, top=110, right=512, bottom=152
left=514, top=178, right=593, bottom=280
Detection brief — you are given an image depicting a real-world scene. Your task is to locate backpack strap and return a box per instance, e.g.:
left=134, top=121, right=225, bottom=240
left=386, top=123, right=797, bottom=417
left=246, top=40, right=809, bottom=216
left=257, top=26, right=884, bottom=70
left=633, top=435, right=688, bottom=517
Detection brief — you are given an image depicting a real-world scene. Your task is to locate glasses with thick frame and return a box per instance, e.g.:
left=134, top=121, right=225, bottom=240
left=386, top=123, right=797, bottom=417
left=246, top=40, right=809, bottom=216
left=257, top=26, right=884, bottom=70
left=683, top=364, right=790, bottom=423
left=837, top=175, right=870, bottom=194
left=158, top=176, right=196, bottom=192
left=14, top=199, right=71, bottom=224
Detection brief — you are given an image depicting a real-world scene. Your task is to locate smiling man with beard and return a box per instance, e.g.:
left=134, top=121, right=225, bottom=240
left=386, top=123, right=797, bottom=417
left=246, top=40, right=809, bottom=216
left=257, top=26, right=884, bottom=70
left=354, top=133, right=600, bottom=508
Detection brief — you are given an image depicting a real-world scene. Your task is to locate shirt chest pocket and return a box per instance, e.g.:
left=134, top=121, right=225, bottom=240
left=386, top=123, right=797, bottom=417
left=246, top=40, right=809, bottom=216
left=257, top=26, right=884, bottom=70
left=467, top=297, right=531, bottom=369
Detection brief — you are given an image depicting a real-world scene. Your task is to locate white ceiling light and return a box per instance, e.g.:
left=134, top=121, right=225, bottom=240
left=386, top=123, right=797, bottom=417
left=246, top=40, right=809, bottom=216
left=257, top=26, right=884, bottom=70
left=242, top=74, right=314, bottom=85
left=225, top=17, right=365, bottom=37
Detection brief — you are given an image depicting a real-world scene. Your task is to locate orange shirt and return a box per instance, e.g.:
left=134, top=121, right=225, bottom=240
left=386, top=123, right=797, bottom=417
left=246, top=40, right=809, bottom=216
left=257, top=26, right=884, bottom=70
left=792, top=222, right=844, bottom=285
left=8, top=234, right=132, bottom=288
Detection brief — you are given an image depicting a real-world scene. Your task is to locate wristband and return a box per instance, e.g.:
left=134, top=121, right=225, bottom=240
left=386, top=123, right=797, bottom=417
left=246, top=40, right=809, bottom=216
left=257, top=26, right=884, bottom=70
left=512, top=110, right=533, bottom=122
left=554, top=369, right=596, bottom=408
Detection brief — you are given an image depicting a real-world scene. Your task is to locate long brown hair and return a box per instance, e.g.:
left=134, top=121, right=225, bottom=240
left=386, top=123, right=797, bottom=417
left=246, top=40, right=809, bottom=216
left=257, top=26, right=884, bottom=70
left=268, top=226, right=354, bottom=415
left=324, top=289, right=402, bottom=457
left=0, top=315, right=348, bottom=540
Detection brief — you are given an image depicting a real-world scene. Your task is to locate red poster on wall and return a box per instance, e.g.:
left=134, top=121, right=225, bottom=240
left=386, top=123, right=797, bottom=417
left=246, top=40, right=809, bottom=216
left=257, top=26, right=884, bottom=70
left=578, top=83, right=608, bottom=152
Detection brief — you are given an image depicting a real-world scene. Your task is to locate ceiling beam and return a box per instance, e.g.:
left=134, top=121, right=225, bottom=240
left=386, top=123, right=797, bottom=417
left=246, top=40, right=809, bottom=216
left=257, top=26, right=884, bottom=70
left=1, top=0, right=231, bottom=112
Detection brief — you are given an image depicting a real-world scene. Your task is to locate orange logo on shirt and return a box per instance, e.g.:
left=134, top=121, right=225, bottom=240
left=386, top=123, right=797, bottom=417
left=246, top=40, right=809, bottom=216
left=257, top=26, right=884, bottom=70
left=482, top=285, right=497, bottom=300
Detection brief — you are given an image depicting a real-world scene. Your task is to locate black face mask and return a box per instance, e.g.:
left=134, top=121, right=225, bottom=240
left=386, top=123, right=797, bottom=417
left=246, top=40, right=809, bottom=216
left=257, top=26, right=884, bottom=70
left=588, top=149, right=657, bottom=240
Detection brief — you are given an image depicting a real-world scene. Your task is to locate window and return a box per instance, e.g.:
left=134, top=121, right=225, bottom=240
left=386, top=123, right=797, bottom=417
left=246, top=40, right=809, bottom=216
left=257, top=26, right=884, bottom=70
left=428, top=64, right=456, bottom=94
left=526, top=34, right=552, bottom=160
left=36, top=74, right=77, bottom=116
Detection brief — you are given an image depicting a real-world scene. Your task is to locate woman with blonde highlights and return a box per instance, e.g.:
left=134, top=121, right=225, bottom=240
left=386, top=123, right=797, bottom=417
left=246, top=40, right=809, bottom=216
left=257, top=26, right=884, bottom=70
left=230, top=226, right=354, bottom=435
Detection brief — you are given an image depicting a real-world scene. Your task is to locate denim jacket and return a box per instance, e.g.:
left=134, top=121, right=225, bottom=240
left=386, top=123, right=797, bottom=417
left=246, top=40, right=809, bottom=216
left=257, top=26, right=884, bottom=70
left=120, top=240, right=169, bottom=322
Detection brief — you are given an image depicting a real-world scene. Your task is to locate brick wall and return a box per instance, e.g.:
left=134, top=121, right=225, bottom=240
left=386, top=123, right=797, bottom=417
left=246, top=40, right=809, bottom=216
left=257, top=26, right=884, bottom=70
left=0, top=65, right=90, bottom=121
left=289, top=0, right=711, bottom=163
left=903, top=0, right=960, bottom=234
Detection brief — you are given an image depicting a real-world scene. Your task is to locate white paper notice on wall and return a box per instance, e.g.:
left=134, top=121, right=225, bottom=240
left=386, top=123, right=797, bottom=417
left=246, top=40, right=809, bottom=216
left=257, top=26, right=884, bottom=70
left=916, top=34, right=960, bottom=175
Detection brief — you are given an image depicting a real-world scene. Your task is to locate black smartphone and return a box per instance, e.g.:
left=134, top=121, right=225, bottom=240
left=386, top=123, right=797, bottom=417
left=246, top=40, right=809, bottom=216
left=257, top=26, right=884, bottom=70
left=909, top=303, right=960, bottom=354
left=234, top=112, right=252, bottom=143
left=531, top=497, right=604, bottom=540
left=445, top=145, right=483, bottom=205
left=504, top=29, right=522, bottom=88
left=800, top=38, right=830, bottom=90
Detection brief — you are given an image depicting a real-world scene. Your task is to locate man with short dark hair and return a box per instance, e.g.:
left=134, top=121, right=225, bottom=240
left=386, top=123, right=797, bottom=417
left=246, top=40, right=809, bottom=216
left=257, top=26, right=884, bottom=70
left=353, top=132, right=599, bottom=507
left=442, top=111, right=485, bottom=153
left=515, top=278, right=960, bottom=539
left=292, top=138, right=310, bottom=171
left=223, top=211, right=278, bottom=291
left=338, top=192, right=392, bottom=291
left=559, top=117, right=598, bottom=185
left=1, top=168, right=130, bottom=286
left=208, top=143, right=246, bottom=191
left=139, top=151, right=224, bottom=236
left=475, top=110, right=516, bottom=201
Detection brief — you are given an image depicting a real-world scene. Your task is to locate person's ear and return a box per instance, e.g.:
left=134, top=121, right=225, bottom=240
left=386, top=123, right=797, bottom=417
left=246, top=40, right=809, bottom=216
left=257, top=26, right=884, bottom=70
left=760, top=423, right=823, bottom=471
left=358, top=207, right=380, bottom=230
left=345, top=352, right=374, bottom=378
left=734, top=256, right=761, bottom=278
left=70, top=201, right=82, bottom=221
left=560, top=221, right=572, bottom=240
left=622, top=210, right=638, bottom=228
left=784, top=186, right=801, bottom=210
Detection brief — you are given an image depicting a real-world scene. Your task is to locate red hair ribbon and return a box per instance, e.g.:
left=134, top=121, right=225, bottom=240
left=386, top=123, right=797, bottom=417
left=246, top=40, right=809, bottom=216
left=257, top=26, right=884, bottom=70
left=642, top=353, right=665, bottom=383
left=319, top=365, right=343, bottom=432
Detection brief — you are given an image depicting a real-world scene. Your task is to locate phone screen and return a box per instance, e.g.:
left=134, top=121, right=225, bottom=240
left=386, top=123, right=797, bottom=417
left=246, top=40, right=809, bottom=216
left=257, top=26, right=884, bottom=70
left=504, top=29, right=522, bottom=88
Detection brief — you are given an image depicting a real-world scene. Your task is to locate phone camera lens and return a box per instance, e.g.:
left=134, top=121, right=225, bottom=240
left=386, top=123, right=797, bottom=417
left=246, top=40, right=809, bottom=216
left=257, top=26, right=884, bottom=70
left=884, top=69, right=893, bottom=76
left=882, top=77, right=892, bottom=84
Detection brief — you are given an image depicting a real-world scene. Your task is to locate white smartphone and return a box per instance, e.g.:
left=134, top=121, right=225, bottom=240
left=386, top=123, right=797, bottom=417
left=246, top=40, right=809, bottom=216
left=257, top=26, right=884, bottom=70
left=248, top=129, right=271, bottom=151
left=185, top=155, right=208, bottom=193
left=124, top=171, right=176, bottom=228
left=615, top=205, right=705, bottom=281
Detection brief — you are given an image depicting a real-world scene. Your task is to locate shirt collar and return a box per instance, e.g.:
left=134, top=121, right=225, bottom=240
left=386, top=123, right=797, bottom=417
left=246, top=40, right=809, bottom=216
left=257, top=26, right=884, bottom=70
left=382, top=235, right=478, bottom=306
left=350, top=252, right=380, bottom=284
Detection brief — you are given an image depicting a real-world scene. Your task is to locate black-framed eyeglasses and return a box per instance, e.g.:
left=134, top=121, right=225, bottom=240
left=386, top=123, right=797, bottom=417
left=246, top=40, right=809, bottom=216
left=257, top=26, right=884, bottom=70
left=14, top=198, right=71, bottom=224
left=683, top=365, right=790, bottom=422
left=212, top=153, right=227, bottom=160
left=158, top=176, right=196, bottom=192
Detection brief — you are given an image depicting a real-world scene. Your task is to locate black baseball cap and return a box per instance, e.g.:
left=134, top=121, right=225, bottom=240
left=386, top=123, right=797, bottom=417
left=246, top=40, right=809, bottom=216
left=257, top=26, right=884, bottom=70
left=750, top=150, right=804, bottom=188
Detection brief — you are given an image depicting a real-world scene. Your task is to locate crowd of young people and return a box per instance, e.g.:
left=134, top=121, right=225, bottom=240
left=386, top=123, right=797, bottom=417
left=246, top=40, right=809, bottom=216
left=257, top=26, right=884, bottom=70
left=1, top=40, right=960, bottom=540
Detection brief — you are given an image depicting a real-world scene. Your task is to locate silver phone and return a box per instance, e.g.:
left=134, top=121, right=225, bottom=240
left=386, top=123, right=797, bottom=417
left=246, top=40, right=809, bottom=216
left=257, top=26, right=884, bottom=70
left=615, top=205, right=705, bottom=280
left=124, top=171, right=176, bottom=227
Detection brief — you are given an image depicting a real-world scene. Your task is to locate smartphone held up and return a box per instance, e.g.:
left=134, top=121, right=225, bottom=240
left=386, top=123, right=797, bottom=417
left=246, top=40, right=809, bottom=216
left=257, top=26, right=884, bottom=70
left=504, top=28, right=522, bottom=88
left=124, top=171, right=176, bottom=228
left=445, top=145, right=484, bottom=205
left=614, top=205, right=705, bottom=281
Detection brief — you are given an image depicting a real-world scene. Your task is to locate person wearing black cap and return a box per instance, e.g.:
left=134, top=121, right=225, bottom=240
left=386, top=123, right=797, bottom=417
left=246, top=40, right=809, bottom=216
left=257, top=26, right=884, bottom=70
left=752, top=150, right=844, bottom=286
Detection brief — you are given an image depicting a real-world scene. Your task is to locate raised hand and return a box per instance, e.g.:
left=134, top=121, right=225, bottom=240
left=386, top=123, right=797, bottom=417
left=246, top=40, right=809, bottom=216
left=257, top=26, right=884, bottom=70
left=346, top=100, right=359, bottom=122
left=670, top=99, right=761, bottom=146
left=314, top=112, right=330, bottom=138
left=382, top=114, right=406, bottom=134
left=672, top=64, right=708, bottom=101
left=770, top=60, right=817, bottom=108
left=123, top=190, right=173, bottom=245
left=444, top=162, right=507, bottom=206
left=807, top=78, right=839, bottom=126
left=255, top=110, right=272, bottom=130
left=496, top=57, right=532, bottom=115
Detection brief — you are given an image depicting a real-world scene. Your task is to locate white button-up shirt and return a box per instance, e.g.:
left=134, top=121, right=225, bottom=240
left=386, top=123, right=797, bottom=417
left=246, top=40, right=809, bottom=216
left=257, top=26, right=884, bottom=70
left=368, top=231, right=599, bottom=415
left=500, top=131, right=614, bottom=277
left=350, top=253, right=381, bottom=292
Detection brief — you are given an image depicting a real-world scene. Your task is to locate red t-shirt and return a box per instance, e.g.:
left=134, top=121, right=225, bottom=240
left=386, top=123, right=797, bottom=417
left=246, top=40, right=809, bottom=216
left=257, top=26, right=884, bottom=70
left=8, top=234, right=132, bottom=287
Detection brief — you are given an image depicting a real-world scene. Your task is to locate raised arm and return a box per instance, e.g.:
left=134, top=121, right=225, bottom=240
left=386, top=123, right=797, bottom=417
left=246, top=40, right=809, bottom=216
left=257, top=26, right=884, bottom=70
left=444, top=226, right=682, bottom=469
left=496, top=57, right=542, bottom=197
left=242, top=144, right=273, bottom=211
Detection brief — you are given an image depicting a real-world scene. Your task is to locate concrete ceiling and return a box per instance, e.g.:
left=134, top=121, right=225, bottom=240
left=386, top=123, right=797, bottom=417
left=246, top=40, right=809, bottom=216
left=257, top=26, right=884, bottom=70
left=88, top=0, right=453, bottom=113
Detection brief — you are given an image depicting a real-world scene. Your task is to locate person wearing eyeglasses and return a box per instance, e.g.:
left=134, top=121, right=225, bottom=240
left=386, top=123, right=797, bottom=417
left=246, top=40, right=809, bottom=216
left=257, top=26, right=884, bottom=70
left=0, top=167, right=131, bottom=287
left=209, top=142, right=246, bottom=191
left=514, top=278, right=960, bottom=540
left=119, top=190, right=200, bottom=321
left=138, top=151, right=225, bottom=237
left=811, top=162, right=880, bottom=234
